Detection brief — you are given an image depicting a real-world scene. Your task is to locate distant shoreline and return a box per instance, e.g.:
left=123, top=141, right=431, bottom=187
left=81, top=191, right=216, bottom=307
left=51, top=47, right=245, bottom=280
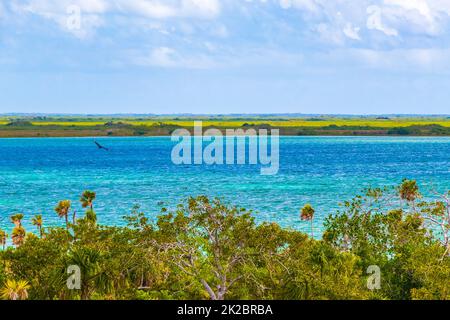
left=1, top=116, right=450, bottom=137
left=2, top=113, right=450, bottom=117
left=1, top=130, right=450, bottom=138
left=2, top=135, right=450, bottom=139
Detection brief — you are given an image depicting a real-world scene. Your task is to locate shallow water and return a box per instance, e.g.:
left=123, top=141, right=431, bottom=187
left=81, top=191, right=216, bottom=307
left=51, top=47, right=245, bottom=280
left=0, top=136, right=449, bottom=235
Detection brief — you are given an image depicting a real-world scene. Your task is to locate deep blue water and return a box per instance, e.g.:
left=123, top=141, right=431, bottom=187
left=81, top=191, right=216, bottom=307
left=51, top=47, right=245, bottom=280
left=0, top=136, right=449, bottom=235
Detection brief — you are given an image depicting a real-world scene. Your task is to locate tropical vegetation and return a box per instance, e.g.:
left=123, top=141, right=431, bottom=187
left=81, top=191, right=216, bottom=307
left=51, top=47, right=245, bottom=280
left=1, top=115, right=450, bottom=137
left=0, top=181, right=449, bottom=300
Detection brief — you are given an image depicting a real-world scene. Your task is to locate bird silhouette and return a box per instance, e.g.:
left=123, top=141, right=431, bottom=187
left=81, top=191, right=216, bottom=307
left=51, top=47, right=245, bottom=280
left=94, top=140, right=109, bottom=151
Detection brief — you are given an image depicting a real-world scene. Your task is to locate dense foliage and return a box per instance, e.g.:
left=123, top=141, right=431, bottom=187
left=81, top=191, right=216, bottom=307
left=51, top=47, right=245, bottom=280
left=0, top=181, right=449, bottom=300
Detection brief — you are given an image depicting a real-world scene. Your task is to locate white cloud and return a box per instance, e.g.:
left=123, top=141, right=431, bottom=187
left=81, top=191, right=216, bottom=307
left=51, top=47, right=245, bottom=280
left=149, top=46, right=178, bottom=67
left=11, top=0, right=221, bottom=38
left=132, top=46, right=216, bottom=68
left=117, top=1, right=176, bottom=19
left=122, top=0, right=220, bottom=19
left=315, top=23, right=345, bottom=45
left=181, top=0, right=221, bottom=18
left=12, top=0, right=108, bottom=38
left=276, top=0, right=450, bottom=41
left=325, top=47, right=450, bottom=71
left=18, top=0, right=109, bottom=14
left=343, top=23, right=361, bottom=41
left=366, top=5, right=398, bottom=36
left=5, top=0, right=450, bottom=71
left=375, top=1, right=438, bottom=36
left=278, top=0, right=320, bottom=12
left=19, top=0, right=221, bottom=20
left=10, top=0, right=450, bottom=43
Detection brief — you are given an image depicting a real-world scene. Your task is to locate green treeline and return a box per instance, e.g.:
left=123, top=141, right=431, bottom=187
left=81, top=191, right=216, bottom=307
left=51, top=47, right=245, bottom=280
left=0, top=181, right=449, bottom=300
left=2, top=121, right=450, bottom=137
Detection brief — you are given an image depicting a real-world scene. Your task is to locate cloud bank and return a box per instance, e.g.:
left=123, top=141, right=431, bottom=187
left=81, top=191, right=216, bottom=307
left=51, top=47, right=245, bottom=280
left=2, top=0, right=450, bottom=69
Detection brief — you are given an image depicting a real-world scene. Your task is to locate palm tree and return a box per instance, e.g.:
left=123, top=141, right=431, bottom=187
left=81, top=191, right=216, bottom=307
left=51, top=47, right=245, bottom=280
left=55, top=200, right=71, bottom=230
left=300, top=204, right=315, bottom=239
left=68, top=247, right=106, bottom=300
left=32, top=214, right=44, bottom=238
left=0, top=229, right=7, bottom=251
left=10, top=213, right=24, bottom=227
left=80, top=191, right=97, bottom=225
left=11, top=226, right=26, bottom=247
left=0, top=279, right=30, bottom=300
left=80, top=191, right=96, bottom=210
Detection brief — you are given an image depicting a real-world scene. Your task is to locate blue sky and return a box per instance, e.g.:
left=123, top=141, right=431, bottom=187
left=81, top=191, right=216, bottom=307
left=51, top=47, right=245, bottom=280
left=1, top=0, right=450, bottom=115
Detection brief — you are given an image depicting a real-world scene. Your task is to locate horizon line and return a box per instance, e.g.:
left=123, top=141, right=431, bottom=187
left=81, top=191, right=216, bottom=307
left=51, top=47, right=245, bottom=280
left=1, top=113, right=450, bottom=117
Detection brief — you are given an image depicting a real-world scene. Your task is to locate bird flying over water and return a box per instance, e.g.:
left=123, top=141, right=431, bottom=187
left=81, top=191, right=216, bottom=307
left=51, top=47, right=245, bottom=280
left=94, top=140, right=109, bottom=151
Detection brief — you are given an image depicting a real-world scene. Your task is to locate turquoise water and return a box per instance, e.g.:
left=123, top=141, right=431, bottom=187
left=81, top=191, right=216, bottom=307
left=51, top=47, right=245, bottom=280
left=0, top=136, right=449, bottom=235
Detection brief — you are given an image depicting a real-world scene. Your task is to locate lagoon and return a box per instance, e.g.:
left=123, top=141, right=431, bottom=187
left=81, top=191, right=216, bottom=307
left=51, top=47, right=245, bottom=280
left=0, top=136, right=449, bottom=235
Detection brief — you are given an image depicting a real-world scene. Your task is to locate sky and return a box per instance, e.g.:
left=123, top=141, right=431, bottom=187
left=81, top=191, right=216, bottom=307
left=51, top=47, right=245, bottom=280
left=1, top=0, right=450, bottom=115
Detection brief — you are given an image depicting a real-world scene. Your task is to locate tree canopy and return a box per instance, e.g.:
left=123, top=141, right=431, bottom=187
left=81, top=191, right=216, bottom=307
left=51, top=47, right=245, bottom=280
left=0, top=181, right=449, bottom=300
